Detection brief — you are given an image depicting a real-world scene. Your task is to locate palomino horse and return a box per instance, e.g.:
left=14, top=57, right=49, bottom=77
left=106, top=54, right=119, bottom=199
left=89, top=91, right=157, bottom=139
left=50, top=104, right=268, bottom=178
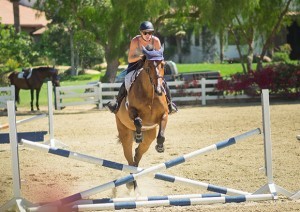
left=115, top=46, right=168, bottom=189
left=8, top=66, right=60, bottom=111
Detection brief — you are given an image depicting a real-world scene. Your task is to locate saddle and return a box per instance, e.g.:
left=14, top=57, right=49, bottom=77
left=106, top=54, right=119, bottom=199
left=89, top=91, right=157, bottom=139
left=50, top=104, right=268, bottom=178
left=18, top=68, right=32, bottom=79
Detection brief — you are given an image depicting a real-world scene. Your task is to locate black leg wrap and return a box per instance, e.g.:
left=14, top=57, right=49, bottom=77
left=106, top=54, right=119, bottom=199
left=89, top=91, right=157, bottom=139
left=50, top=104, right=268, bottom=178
left=155, top=136, right=165, bottom=153
left=134, top=117, right=143, bottom=143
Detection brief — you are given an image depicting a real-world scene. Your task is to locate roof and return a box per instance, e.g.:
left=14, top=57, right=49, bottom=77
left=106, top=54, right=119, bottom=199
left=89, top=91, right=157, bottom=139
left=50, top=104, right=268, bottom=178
left=0, top=0, right=49, bottom=33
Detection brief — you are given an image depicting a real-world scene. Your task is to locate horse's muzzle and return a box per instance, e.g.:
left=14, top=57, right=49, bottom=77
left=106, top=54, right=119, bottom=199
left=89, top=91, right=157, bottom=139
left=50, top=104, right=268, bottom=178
left=53, top=80, right=60, bottom=87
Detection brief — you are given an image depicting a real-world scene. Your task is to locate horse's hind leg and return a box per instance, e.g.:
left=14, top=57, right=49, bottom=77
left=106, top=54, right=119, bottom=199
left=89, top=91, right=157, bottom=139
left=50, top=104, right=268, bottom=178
left=36, top=88, right=41, bottom=111
left=156, top=114, right=168, bottom=153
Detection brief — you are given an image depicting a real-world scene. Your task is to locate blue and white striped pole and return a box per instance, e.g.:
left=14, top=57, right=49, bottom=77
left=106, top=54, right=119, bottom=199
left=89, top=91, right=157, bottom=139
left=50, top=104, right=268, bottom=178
left=30, top=128, right=261, bottom=209
left=20, top=139, right=141, bottom=173
left=72, top=194, right=274, bottom=211
left=28, top=193, right=225, bottom=211
left=21, top=139, right=250, bottom=196
left=154, top=173, right=250, bottom=195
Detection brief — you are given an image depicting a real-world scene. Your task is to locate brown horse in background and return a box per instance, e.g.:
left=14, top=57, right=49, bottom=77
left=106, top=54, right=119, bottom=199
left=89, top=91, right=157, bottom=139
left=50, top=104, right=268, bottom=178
left=115, top=47, right=168, bottom=189
left=8, top=66, right=60, bottom=111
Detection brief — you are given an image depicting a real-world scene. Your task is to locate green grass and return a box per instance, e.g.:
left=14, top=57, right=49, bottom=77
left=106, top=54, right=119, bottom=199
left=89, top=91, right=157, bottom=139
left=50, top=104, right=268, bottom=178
left=16, top=63, right=247, bottom=109
left=176, top=63, right=245, bottom=76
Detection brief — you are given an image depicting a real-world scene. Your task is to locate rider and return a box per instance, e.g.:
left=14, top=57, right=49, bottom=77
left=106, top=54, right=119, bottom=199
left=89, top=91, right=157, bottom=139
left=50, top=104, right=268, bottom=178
left=106, top=21, right=178, bottom=114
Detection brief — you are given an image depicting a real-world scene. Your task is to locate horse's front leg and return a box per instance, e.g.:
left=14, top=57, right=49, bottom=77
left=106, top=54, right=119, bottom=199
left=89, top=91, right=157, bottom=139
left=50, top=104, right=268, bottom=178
left=134, top=117, right=143, bottom=143
left=156, top=113, right=168, bottom=153
left=36, top=88, right=41, bottom=111
left=129, top=107, right=143, bottom=143
left=134, top=128, right=156, bottom=165
left=30, top=89, right=34, bottom=111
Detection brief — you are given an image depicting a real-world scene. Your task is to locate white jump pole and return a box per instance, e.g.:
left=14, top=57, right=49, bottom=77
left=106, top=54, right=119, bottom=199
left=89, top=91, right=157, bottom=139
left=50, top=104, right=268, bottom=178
left=0, top=114, right=47, bottom=130
left=45, top=81, right=67, bottom=148
left=47, top=81, right=55, bottom=147
left=254, top=89, right=295, bottom=198
left=0, top=101, right=33, bottom=212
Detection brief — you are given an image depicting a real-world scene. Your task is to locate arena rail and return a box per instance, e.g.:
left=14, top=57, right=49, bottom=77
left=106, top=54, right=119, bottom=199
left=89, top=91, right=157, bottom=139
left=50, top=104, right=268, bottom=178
left=54, top=79, right=251, bottom=110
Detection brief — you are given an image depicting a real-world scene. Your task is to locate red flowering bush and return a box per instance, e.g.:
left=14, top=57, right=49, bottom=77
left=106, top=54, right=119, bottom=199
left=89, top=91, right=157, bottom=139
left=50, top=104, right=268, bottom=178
left=216, top=63, right=300, bottom=99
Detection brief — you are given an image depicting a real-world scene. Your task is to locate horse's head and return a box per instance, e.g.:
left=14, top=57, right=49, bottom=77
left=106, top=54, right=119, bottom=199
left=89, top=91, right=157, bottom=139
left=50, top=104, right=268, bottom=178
left=142, top=46, right=165, bottom=95
left=49, top=68, right=60, bottom=87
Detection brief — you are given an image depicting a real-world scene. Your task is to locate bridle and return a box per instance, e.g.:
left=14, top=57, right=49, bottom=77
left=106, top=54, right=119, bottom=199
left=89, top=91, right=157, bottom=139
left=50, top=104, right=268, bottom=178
left=145, top=60, right=164, bottom=95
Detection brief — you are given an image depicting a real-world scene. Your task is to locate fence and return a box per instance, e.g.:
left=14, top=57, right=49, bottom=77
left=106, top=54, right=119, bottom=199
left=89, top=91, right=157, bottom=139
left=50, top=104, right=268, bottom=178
left=0, top=85, right=15, bottom=109
left=55, top=79, right=251, bottom=110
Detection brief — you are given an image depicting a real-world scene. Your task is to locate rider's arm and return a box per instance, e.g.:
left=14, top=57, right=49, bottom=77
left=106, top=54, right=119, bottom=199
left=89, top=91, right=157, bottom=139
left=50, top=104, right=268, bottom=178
left=128, top=37, right=143, bottom=63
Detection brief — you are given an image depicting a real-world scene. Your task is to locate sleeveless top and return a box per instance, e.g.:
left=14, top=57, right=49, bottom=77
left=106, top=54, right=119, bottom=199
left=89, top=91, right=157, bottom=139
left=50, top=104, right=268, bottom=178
left=134, top=35, right=156, bottom=55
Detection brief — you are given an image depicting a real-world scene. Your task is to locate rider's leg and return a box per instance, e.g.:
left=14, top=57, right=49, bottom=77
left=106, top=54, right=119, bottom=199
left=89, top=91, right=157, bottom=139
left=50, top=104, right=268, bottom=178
left=164, top=80, right=178, bottom=114
left=107, top=82, right=126, bottom=114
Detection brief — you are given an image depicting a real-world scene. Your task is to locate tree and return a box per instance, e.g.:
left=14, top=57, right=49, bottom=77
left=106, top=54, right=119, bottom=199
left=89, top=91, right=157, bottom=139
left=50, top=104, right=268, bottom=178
left=0, top=24, right=35, bottom=71
left=10, top=0, right=21, bottom=33
left=35, top=0, right=172, bottom=81
left=187, top=0, right=299, bottom=73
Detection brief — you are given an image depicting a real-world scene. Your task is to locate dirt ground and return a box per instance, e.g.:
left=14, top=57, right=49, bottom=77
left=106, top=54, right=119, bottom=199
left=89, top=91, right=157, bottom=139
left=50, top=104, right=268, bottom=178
left=0, top=100, right=300, bottom=212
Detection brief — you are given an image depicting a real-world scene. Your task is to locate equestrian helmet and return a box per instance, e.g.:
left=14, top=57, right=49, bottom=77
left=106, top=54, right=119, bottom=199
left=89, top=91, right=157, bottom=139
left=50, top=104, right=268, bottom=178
left=139, top=21, right=154, bottom=31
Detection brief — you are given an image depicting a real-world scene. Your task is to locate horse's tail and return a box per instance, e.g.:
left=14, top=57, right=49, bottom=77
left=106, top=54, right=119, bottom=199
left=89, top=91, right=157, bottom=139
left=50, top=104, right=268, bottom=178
left=8, top=72, right=20, bottom=104
left=8, top=72, right=14, bottom=85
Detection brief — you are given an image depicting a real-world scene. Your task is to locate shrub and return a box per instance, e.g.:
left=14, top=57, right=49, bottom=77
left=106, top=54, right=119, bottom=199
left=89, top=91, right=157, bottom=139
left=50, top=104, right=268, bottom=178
left=216, top=63, right=300, bottom=99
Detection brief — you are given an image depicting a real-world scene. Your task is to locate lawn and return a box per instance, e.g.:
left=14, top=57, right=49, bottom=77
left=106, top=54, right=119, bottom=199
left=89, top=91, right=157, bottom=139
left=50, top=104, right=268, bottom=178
left=176, top=63, right=245, bottom=76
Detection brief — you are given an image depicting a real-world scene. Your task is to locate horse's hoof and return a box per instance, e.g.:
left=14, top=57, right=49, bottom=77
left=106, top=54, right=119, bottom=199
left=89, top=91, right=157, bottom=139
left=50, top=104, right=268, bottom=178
left=155, top=144, right=164, bottom=153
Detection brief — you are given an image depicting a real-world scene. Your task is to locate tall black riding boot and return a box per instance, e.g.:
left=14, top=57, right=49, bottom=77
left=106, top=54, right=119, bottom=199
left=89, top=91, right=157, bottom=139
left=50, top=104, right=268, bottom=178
left=107, top=82, right=127, bottom=114
left=164, top=81, right=178, bottom=114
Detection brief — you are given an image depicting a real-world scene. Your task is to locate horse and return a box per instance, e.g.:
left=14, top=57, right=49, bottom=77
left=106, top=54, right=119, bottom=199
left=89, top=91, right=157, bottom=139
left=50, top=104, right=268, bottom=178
left=115, top=46, right=169, bottom=190
left=8, top=66, right=60, bottom=111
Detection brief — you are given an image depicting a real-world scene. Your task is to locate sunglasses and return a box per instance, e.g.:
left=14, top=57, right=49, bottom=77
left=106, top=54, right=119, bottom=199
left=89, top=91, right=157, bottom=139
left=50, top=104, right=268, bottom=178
left=142, top=31, right=153, bottom=35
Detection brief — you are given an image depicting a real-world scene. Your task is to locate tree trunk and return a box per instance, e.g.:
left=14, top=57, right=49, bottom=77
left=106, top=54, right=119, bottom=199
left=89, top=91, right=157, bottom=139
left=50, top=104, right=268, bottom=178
left=176, top=36, right=182, bottom=63
left=219, top=30, right=224, bottom=63
left=69, top=29, right=77, bottom=76
left=103, top=57, right=119, bottom=83
left=246, top=41, right=254, bottom=72
left=230, top=28, right=247, bottom=74
left=11, top=0, right=21, bottom=33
